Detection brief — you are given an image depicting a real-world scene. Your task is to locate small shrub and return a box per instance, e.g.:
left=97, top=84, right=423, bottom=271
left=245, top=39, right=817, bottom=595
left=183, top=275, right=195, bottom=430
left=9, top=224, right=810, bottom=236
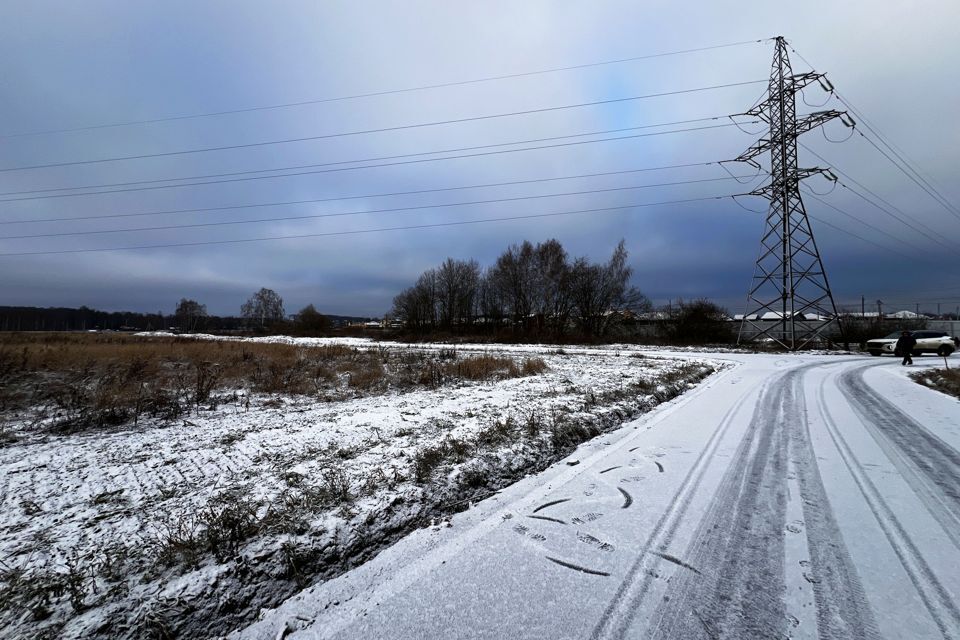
left=193, top=361, right=220, bottom=407
left=446, top=437, right=472, bottom=462
left=457, top=464, right=489, bottom=489
left=200, top=493, right=262, bottom=560
left=346, top=361, right=385, bottom=389
left=551, top=420, right=600, bottom=452
left=476, top=416, right=515, bottom=447
left=417, top=361, right=444, bottom=387
left=412, top=444, right=449, bottom=483
left=151, top=513, right=204, bottom=568
left=319, top=468, right=352, bottom=505
left=334, top=446, right=359, bottom=460
left=521, top=357, right=548, bottom=375
left=523, top=410, right=542, bottom=437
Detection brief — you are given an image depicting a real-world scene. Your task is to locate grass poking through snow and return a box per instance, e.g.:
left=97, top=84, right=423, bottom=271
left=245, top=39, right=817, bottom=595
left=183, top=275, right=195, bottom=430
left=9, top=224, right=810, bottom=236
left=911, top=367, right=960, bottom=399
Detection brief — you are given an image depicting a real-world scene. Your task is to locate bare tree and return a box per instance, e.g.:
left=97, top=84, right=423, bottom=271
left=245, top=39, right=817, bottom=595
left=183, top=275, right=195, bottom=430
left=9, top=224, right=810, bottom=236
left=570, top=240, right=649, bottom=337
left=392, top=268, right=438, bottom=331
left=392, top=238, right=647, bottom=339
left=487, top=241, right=536, bottom=329
left=533, top=239, right=572, bottom=336
left=436, top=258, right=480, bottom=329
left=241, top=288, right=285, bottom=329
left=477, top=268, right=506, bottom=327
left=174, top=298, right=207, bottom=332
left=485, top=239, right=571, bottom=336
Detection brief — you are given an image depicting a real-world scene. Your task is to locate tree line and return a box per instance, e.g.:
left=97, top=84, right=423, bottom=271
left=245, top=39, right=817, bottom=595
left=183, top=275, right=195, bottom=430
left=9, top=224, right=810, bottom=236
left=0, top=288, right=357, bottom=335
left=391, top=239, right=651, bottom=339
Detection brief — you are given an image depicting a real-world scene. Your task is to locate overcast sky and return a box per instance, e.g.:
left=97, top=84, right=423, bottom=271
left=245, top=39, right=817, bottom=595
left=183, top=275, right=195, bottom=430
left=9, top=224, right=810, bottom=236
left=1, top=0, right=958, bottom=317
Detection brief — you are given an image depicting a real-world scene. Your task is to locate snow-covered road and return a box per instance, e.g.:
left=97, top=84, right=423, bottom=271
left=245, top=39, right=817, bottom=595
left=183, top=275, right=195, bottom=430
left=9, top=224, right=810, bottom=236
left=237, top=353, right=960, bottom=640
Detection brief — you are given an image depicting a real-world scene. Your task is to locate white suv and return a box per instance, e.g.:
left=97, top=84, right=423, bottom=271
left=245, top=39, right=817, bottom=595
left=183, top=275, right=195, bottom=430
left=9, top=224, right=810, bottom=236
left=866, top=330, right=958, bottom=357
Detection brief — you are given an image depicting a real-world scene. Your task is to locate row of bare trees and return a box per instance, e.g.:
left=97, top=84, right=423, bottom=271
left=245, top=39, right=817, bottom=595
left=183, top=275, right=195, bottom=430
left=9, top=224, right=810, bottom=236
left=392, top=239, right=649, bottom=338
left=173, top=288, right=338, bottom=335
left=173, top=288, right=286, bottom=332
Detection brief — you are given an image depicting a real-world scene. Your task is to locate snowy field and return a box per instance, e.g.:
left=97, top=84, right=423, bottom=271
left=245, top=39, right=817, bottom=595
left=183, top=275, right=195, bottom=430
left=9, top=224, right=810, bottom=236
left=0, top=335, right=717, bottom=639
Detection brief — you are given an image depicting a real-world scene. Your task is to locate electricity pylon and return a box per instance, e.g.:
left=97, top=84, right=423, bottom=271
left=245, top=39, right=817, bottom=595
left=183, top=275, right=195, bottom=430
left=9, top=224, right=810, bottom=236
left=732, top=36, right=855, bottom=350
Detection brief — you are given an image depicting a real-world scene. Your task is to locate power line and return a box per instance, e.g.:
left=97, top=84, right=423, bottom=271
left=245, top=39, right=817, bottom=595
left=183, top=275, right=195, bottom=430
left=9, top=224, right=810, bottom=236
left=738, top=190, right=918, bottom=262
left=0, top=39, right=767, bottom=139
left=3, top=190, right=930, bottom=284
left=0, top=194, right=736, bottom=258
left=0, top=81, right=766, bottom=173
left=799, top=143, right=960, bottom=251
left=835, top=91, right=960, bottom=219
left=0, top=161, right=727, bottom=225
left=852, top=127, right=960, bottom=222
left=839, top=179, right=960, bottom=253
left=801, top=189, right=924, bottom=259
left=0, top=114, right=736, bottom=198
left=841, top=179, right=960, bottom=254
left=805, top=213, right=911, bottom=258
left=0, top=121, right=755, bottom=203
left=0, top=176, right=752, bottom=240
left=787, top=43, right=960, bottom=221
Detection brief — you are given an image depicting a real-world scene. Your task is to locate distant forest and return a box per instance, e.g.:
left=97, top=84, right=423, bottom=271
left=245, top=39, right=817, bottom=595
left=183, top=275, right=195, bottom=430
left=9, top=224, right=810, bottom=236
left=0, top=306, right=371, bottom=333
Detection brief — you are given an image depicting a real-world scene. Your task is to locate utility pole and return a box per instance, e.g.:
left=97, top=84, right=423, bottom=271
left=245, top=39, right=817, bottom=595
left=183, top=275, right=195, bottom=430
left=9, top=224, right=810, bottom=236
left=861, top=295, right=865, bottom=318
left=733, top=37, right=855, bottom=350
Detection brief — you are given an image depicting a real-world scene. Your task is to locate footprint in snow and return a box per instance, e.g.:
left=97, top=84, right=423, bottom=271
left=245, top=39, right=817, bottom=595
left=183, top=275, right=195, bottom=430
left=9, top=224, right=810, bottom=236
left=571, top=512, right=603, bottom=525
left=577, top=532, right=614, bottom=552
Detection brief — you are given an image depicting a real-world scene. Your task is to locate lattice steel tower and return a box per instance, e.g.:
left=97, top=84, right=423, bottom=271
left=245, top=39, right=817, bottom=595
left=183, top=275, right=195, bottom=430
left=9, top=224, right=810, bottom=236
left=734, top=36, right=854, bottom=350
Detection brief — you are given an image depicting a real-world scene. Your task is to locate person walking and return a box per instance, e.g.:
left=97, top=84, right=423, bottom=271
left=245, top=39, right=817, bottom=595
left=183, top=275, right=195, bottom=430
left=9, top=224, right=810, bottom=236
left=895, top=330, right=917, bottom=366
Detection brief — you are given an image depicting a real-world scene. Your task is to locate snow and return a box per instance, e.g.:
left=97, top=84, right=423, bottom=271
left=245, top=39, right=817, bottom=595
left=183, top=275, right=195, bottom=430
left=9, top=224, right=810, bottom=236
left=0, top=337, right=719, bottom=639
left=233, top=351, right=960, bottom=640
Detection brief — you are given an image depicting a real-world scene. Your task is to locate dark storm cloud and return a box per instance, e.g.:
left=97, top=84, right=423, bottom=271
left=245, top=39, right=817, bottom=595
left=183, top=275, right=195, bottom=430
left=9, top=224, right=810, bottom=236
left=0, top=0, right=958, bottom=317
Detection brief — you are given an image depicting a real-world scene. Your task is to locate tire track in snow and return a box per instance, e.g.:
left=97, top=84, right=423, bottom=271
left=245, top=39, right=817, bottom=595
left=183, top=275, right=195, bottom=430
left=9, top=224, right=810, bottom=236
left=818, top=376, right=960, bottom=638
left=792, top=372, right=881, bottom=640
left=532, top=498, right=571, bottom=513
left=644, top=368, right=795, bottom=639
left=591, top=374, right=766, bottom=639
left=840, top=363, right=960, bottom=551
left=645, top=364, right=877, bottom=640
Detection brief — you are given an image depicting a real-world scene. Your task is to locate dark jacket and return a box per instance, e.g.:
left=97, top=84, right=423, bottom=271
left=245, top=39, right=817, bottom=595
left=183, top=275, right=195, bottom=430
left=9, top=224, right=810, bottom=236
left=895, top=334, right=917, bottom=355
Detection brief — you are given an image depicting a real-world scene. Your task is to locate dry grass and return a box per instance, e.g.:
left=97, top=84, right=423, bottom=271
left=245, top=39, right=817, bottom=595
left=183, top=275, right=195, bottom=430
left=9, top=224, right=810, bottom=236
left=443, top=354, right=547, bottom=380
left=0, top=333, right=548, bottom=434
left=520, top=356, right=548, bottom=375
left=446, top=354, right=519, bottom=380
left=911, top=367, right=960, bottom=399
